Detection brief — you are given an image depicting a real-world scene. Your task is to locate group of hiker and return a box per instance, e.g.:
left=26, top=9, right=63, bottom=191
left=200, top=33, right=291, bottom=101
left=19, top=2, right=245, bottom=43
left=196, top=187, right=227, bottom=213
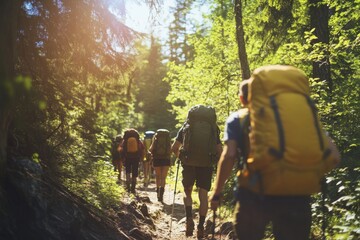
left=110, top=65, right=341, bottom=239
left=111, top=128, right=172, bottom=201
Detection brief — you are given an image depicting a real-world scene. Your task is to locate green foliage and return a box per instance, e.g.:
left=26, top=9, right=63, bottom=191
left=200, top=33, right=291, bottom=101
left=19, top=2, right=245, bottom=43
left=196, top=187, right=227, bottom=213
left=165, top=0, right=359, bottom=238
left=3, top=0, right=359, bottom=235
left=312, top=167, right=360, bottom=239
left=5, top=0, right=152, bottom=211
left=167, top=0, right=196, bottom=64
left=31, top=152, right=40, bottom=164
left=134, top=37, right=177, bottom=134
left=63, top=158, right=125, bottom=209
left=165, top=2, right=241, bottom=129
left=0, top=75, right=33, bottom=112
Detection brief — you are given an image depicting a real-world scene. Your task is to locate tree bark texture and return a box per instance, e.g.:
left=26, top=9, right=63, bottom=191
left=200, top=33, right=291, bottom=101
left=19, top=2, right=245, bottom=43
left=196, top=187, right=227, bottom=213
left=0, top=0, right=21, bottom=178
left=309, top=0, right=332, bottom=94
left=234, top=0, right=251, bottom=80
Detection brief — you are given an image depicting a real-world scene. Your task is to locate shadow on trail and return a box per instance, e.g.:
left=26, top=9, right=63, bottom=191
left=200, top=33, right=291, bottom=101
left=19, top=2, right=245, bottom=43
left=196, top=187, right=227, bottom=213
left=138, top=185, right=157, bottom=193
left=161, top=202, right=184, bottom=221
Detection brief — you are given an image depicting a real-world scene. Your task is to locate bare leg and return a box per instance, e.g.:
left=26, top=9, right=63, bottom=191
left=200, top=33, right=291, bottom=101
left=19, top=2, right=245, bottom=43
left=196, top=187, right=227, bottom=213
left=117, top=161, right=122, bottom=181
left=160, top=166, right=169, bottom=187
left=198, top=188, right=208, bottom=217
left=184, top=186, right=193, bottom=208
left=156, top=166, right=169, bottom=202
left=143, top=161, right=150, bottom=186
left=154, top=167, right=162, bottom=188
left=184, top=186, right=194, bottom=236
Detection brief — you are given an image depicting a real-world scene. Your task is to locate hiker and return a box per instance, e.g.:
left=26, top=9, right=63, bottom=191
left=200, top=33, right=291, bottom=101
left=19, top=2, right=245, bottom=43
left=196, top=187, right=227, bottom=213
left=171, top=105, right=223, bottom=238
left=149, top=129, right=171, bottom=202
left=121, top=128, right=145, bottom=193
left=111, top=134, right=123, bottom=182
left=143, top=130, right=155, bottom=187
left=210, top=65, right=341, bottom=240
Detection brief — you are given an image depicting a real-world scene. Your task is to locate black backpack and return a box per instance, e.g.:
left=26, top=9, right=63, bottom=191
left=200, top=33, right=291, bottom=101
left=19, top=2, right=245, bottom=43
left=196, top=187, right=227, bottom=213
left=181, top=105, right=218, bottom=167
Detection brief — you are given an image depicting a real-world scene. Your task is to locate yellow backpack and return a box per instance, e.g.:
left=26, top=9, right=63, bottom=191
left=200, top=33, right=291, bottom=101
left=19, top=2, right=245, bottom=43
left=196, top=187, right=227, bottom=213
left=238, top=65, right=336, bottom=195
left=143, top=131, right=155, bottom=161
left=123, top=129, right=140, bottom=159
left=127, top=137, right=139, bottom=153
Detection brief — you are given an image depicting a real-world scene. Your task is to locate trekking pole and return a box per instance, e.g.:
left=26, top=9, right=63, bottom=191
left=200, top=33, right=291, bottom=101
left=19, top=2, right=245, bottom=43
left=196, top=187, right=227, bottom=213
left=169, top=158, right=180, bottom=237
left=321, top=179, right=327, bottom=240
left=219, top=203, right=222, bottom=240
left=212, top=209, right=216, bottom=239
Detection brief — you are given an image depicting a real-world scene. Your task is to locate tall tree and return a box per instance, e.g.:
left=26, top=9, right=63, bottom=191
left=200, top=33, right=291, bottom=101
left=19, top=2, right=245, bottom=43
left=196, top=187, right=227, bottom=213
left=166, top=0, right=241, bottom=125
left=167, top=0, right=195, bottom=64
left=135, top=36, right=176, bottom=133
left=309, top=0, right=331, bottom=94
left=234, top=0, right=250, bottom=80
left=2, top=0, right=139, bottom=176
left=0, top=0, right=22, bottom=178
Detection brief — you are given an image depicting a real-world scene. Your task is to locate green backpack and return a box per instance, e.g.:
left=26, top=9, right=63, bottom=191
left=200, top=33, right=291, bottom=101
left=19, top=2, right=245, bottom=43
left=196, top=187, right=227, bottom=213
left=181, top=105, right=218, bottom=167
left=152, top=129, right=171, bottom=159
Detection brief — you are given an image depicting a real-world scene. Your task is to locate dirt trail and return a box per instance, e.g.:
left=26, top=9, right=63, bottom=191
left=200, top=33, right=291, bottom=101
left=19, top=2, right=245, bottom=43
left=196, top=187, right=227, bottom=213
left=136, top=182, right=194, bottom=240
left=134, top=181, right=231, bottom=240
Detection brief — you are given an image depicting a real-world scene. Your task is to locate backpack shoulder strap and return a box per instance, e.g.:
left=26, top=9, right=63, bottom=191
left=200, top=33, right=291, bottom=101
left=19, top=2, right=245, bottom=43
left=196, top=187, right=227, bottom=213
left=238, top=109, right=250, bottom=169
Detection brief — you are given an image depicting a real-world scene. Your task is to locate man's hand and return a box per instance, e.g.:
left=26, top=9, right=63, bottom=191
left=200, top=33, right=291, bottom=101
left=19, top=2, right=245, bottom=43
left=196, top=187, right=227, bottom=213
left=209, top=193, right=222, bottom=211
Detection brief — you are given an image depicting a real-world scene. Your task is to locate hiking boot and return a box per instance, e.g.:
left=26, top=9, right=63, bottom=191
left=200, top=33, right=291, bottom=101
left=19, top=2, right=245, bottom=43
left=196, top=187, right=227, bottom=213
left=185, top=218, right=194, bottom=236
left=156, top=187, right=160, bottom=201
left=197, top=225, right=205, bottom=239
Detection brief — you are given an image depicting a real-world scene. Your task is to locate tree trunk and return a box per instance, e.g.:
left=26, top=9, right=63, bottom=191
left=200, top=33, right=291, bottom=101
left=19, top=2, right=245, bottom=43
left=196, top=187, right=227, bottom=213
left=309, top=0, right=332, bottom=95
left=0, top=0, right=21, bottom=178
left=234, top=0, right=251, bottom=80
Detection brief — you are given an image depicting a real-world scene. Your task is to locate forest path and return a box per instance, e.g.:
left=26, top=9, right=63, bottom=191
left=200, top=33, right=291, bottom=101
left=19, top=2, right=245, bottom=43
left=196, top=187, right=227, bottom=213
left=133, top=179, right=230, bottom=240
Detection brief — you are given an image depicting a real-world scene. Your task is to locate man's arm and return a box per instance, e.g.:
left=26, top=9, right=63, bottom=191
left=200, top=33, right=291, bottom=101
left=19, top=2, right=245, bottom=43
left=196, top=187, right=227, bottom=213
left=171, top=140, right=182, bottom=158
left=216, top=143, right=223, bottom=160
left=210, top=139, right=237, bottom=210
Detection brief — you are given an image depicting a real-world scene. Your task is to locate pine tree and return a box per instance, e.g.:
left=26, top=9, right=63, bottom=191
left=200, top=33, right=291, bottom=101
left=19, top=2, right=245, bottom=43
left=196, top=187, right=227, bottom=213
left=167, top=0, right=195, bottom=64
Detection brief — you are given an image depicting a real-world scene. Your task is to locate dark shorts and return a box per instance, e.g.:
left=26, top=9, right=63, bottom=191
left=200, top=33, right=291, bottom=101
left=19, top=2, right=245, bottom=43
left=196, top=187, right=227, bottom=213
left=182, top=165, right=213, bottom=191
left=124, top=158, right=140, bottom=177
left=153, top=158, right=171, bottom=167
left=233, top=188, right=312, bottom=240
